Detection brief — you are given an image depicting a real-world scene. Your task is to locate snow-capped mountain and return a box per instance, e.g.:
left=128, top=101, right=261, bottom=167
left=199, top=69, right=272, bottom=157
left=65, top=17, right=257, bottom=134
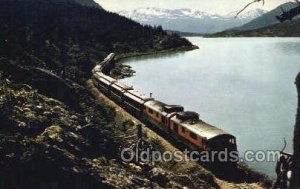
left=224, top=9, right=267, bottom=20
left=119, top=8, right=267, bottom=34
left=235, top=2, right=299, bottom=31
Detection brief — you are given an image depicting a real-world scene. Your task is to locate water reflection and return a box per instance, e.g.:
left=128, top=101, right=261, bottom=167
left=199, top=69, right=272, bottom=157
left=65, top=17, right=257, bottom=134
left=273, top=40, right=300, bottom=55
left=119, top=51, right=188, bottom=63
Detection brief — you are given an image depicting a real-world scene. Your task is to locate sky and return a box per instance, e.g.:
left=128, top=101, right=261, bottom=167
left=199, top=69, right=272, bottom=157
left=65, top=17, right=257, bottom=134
left=96, top=0, right=292, bottom=14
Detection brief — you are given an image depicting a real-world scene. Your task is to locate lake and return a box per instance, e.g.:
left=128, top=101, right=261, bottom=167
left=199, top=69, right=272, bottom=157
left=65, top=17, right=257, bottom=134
left=121, top=37, right=300, bottom=178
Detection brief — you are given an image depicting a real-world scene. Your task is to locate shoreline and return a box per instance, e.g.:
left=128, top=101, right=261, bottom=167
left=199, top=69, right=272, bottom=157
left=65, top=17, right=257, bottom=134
left=109, top=45, right=198, bottom=79
left=115, top=45, right=198, bottom=61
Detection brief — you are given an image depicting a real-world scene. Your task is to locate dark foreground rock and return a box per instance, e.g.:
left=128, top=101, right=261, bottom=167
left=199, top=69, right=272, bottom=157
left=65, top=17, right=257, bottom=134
left=0, top=63, right=220, bottom=188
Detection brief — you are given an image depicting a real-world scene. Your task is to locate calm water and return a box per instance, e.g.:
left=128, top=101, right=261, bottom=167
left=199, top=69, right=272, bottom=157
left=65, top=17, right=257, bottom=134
left=121, top=37, right=300, bottom=177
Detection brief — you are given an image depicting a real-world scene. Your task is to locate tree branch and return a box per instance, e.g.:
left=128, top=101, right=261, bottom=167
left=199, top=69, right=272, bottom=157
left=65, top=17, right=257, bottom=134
left=236, top=0, right=300, bottom=18
left=235, top=0, right=264, bottom=18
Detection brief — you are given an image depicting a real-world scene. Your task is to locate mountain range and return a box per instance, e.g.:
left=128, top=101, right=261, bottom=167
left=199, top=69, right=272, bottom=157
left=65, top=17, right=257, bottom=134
left=209, top=16, right=300, bottom=37
left=233, top=2, right=299, bottom=31
left=119, top=7, right=267, bottom=34
left=209, top=2, right=300, bottom=37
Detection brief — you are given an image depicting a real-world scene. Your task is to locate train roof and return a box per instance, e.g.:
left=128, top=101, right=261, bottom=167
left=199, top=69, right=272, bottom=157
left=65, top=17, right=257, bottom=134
left=102, top=53, right=115, bottom=63
left=95, top=72, right=116, bottom=83
left=98, top=77, right=113, bottom=86
left=171, top=115, right=232, bottom=140
left=128, top=90, right=151, bottom=100
left=125, top=90, right=153, bottom=103
left=145, top=100, right=185, bottom=115
left=112, top=81, right=133, bottom=91
left=92, top=65, right=102, bottom=73
left=176, top=111, right=199, bottom=121
left=163, top=105, right=184, bottom=113
left=144, top=100, right=167, bottom=112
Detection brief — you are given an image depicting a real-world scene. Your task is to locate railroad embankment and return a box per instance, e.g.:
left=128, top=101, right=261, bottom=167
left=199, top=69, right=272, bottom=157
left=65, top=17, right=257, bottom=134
left=89, top=54, right=272, bottom=188
left=86, top=79, right=269, bottom=189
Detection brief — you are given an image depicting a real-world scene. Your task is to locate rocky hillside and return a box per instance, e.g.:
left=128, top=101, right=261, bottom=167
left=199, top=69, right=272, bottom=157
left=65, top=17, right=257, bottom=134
left=0, top=59, right=223, bottom=188
left=234, top=2, right=299, bottom=31
left=0, top=66, right=117, bottom=188
left=209, top=18, right=300, bottom=37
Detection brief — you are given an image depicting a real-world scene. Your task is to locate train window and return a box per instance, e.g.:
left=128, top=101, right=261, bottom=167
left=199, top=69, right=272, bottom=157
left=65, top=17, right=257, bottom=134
left=173, top=123, right=178, bottom=132
left=190, top=132, right=197, bottom=140
left=156, top=112, right=159, bottom=118
left=161, top=117, right=165, bottom=123
left=181, top=127, right=186, bottom=133
left=149, top=109, right=154, bottom=114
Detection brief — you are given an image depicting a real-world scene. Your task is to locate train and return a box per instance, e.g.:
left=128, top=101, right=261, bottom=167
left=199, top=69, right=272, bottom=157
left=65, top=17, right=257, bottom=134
left=92, top=55, right=237, bottom=163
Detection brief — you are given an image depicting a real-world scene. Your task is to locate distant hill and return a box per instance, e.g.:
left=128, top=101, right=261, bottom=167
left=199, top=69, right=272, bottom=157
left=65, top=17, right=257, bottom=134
left=209, top=18, right=300, bottom=37
left=73, top=0, right=102, bottom=8
left=0, top=0, right=193, bottom=83
left=166, top=30, right=204, bottom=37
left=233, top=2, right=299, bottom=31
left=119, top=7, right=266, bottom=34
left=49, top=0, right=102, bottom=8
